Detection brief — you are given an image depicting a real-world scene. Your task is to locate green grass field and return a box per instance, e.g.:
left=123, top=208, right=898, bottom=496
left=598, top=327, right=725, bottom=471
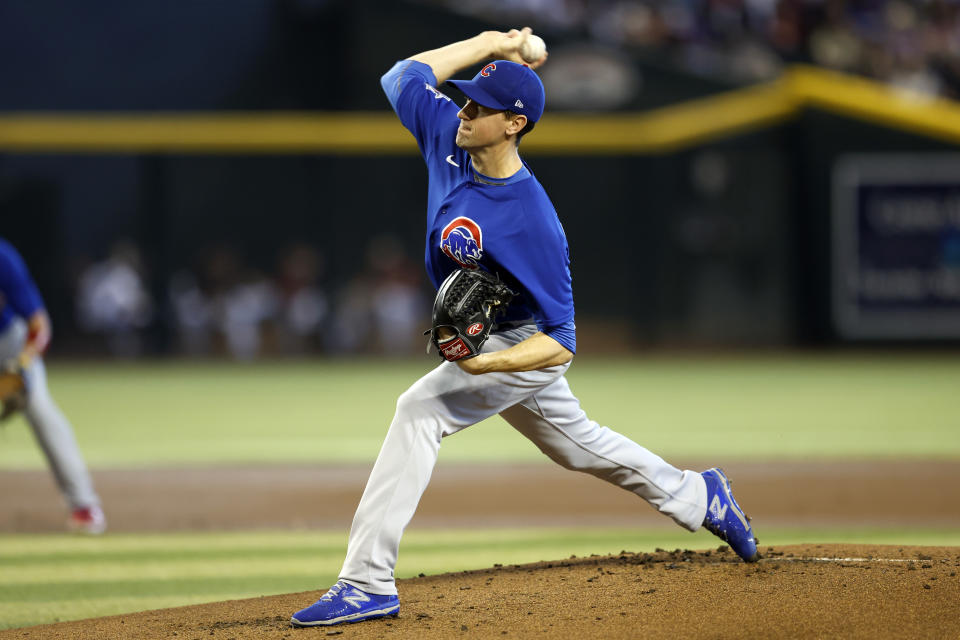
left=0, top=353, right=957, bottom=469
left=1, top=353, right=958, bottom=629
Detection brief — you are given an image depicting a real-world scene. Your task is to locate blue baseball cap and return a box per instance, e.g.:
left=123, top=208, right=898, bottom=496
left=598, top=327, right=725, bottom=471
left=447, top=60, right=545, bottom=123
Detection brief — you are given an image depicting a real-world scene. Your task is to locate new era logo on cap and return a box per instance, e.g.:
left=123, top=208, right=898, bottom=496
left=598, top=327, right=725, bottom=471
left=447, top=60, right=545, bottom=122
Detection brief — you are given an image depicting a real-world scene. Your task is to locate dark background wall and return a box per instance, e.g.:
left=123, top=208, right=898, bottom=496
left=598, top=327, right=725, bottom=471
left=1, top=0, right=957, bottom=355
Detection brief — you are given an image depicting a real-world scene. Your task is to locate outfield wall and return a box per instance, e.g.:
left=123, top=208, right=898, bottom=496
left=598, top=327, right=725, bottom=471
left=2, top=3, right=959, bottom=351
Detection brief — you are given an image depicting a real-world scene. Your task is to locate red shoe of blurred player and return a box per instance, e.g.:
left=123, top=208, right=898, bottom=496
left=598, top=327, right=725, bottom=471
left=69, top=505, right=107, bottom=535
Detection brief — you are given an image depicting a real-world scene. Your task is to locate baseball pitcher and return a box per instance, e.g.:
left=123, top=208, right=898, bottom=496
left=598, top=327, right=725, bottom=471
left=292, top=27, right=757, bottom=627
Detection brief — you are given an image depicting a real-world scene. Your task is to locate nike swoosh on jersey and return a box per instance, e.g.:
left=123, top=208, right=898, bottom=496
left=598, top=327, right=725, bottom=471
left=445, top=155, right=460, bottom=167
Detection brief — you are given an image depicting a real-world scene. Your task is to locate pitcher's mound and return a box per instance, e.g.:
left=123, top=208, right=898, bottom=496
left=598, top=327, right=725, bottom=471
left=5, top=544, right=958, bottom=640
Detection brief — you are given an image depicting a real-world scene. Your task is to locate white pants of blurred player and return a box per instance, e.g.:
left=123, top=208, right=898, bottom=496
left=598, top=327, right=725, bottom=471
left=339, top=324, right=708, bottom=595
left=0, top=317, right=101, bottom=511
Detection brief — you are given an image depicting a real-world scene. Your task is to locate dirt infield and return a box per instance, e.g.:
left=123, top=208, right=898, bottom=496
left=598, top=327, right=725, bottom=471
left=2, top=461, right=960, bottom=639
left=4, top=460, right=960, bottom=532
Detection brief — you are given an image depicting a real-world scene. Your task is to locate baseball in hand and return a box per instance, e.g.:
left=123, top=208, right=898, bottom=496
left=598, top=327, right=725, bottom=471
left=520, top=34, right=546, bottom=63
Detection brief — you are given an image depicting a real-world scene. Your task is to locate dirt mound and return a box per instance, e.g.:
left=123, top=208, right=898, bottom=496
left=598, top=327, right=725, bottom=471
left=5, top=544, right=958, bottom=640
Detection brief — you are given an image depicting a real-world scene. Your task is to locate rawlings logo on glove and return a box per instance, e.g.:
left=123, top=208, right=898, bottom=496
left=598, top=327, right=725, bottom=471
left=426, top=269, right=516, bottom=362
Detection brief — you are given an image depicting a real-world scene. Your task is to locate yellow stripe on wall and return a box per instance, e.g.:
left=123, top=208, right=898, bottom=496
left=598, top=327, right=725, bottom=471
left=526, top=80, right=798, bottom=154
left=784, top=65, right=960, bottom=146
left=0, top=113, right=418, bottom=154
left=0, top=66, right=957, bottom=154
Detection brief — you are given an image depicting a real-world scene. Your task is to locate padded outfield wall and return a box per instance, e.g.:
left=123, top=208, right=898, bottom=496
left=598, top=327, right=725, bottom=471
left=1, top=2, right=959, bottom=349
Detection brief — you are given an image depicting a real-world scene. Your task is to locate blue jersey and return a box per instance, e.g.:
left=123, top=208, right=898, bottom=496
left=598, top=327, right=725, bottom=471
left=381, top=60, right=576, bottom=353
left=0, top=238, right=45, bottom=333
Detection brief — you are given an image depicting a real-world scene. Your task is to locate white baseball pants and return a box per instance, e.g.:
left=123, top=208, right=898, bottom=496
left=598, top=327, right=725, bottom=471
left=0, top=318, right=101, bottom=510
left=339, top=324, right=707, bottom=595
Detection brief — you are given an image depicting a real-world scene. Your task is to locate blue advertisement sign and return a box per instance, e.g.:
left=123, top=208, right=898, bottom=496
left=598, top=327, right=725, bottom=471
left=833, top=154, right=960, bottom=339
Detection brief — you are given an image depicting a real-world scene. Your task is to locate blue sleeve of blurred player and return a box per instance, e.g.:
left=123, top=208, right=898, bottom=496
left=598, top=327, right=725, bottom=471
left=0, top=239, right=45, bottom=318
left=381, top=60, right=461, bottom=166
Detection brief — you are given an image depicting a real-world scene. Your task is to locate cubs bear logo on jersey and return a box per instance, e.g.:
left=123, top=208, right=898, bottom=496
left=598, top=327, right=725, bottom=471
left=440, top=216, right=483, bottom=268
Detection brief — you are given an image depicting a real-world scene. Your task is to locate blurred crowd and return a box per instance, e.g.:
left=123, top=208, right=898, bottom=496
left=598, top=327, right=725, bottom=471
left=430, top=0, right=960, bottom=97
left=72, top=237, right=429, bottom=360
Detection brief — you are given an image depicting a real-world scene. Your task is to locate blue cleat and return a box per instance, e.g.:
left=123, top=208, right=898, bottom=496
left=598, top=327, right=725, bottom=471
left=701, top=468, right=759, bottom=562
left=291, top=580, right=399, bottom=627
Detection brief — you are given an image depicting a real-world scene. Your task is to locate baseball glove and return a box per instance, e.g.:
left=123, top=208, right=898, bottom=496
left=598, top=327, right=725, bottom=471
left=427, top=269, right=516, bottom=362
left=0, top=360, right=28, bottom=421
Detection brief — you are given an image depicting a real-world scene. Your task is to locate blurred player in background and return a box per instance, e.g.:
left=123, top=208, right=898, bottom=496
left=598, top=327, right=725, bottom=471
left=291, top=27, right=757, bottom=628
left=0, top=238, right=106, bottom=534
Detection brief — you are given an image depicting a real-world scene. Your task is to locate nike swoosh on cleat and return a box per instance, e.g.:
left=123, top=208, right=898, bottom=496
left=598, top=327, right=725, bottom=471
left=446, top=155, right=460, bottom=167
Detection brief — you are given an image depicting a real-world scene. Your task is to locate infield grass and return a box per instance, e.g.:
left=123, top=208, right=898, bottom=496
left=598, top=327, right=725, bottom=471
left=0, top=353, right=957, bottom=469
left=2, top=526, right=959, bottom=630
